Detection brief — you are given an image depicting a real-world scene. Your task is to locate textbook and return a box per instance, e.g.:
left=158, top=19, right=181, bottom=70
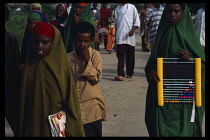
left=48, top=111, right=66, bottom=137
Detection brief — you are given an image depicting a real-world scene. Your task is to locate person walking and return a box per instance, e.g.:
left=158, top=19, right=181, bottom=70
left=30, top=3, right=47, bottom=22
left=19, top=22, right=85, bottom=137
left=146, top=3, right=164, bottom=49
left=64, top=3, right=95, bottom=53
left=140, top=3, right=152, bottom=52
left=105, top=9, right=115, bottom=54
left=114, top=3, right=140, bottom=81
left=144, top=3, right=205, bottom=136
left=19, top=12, right=43, bottom=72
left=5, top=5, right=22, bottom=137
left=100, top=3, right=110, bottom=50
left=50, top=3, right=68, bottom=41
left=194, top=3, right=205, bottom=52
left=67, top=21, right=106, bottom=137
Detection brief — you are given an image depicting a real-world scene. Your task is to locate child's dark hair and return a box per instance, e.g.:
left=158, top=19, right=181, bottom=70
left=5, top=5, right=9, bottom=21
left=73, top=21, right=95, bottom=40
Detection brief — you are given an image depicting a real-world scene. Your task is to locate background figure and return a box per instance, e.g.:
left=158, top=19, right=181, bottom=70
left=144, top=3, right=205, bottom=136
left=30, top=3, right=47, bottom=22
left=194, top=3, right=205, bottom=52
left=68, top=21, right=106, bottom=137
left=20, top=12, right=43, bottom=72
left=64, top=3, right=95, bottom=53
left=140, top=3, right=152, bottom=52
left=5, top=5, right=21, bottom=137
left=50, top=3, right=68, bottom=41
left=100, top=3, right=110, bottom=49
left=105, top=9, right=115, bottom=54
left=92, top=3, right=104, bottom=51
left=114, top=3, right=140, bottom=81
left=91, top=3, right=101, bottom=21
left=19, top=22, right=85, bottom=136
left=146, top=3, right=164, bottom=49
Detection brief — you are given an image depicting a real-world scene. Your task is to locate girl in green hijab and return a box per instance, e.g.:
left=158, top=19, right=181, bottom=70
left=64, top=3, right=95, bottom=53
left=144, top=3, right=205, bottom=136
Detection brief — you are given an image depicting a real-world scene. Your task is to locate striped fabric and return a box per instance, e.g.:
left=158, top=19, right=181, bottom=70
left=146, top=6, right=164, bottom=44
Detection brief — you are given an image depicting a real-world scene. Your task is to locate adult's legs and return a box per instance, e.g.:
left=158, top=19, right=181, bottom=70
left=126, top=45, right=135, bottom=77
left=116, top=44, right=127, bottom=77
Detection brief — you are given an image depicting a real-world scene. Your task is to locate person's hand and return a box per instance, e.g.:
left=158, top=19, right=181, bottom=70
left=176, top=50, right=190, bottom=61
left=149, top=67, right=160, bottom=83
left=129, top=30, right=135, bottom=36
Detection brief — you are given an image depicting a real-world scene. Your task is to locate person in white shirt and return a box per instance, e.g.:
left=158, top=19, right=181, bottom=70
left=114, top=3, right=140, bottom=81
left=194, top=4, right=205, bottom=52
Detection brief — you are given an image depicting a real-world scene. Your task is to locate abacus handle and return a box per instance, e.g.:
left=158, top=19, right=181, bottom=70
left=157, top=58, right=164, bottom=106
left=195, top=58, right=202, bottom=107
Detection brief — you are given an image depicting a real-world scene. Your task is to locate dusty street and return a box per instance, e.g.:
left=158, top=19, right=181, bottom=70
left=5, top=30, right=205, bottom=137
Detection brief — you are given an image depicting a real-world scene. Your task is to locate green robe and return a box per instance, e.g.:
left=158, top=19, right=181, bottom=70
left=19, top=26, right=85, bottom=137
left=64, top=3, right=95, bottom=53
left=144, top=4, right=205, bottom=137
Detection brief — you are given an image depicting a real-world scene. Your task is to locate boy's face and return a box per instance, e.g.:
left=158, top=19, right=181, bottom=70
left=75, top=32, right=94, bottom=55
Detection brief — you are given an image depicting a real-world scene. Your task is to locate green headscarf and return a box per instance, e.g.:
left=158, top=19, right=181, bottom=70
left=64, top=3, right=95, bottom=53
left=144, top=4, right=205, bottom=136
left=19, top=24, right=85, bottom=136
left=28, top=12, right=41, bottom=22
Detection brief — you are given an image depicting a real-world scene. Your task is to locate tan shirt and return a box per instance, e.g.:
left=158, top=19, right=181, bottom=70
left=67, top=47, right=106, bottom=124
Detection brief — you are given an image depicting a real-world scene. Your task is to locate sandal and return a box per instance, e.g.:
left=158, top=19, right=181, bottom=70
left=115, top=76, right=124, bottom=81
left=126, top=76, right=132, bottom=78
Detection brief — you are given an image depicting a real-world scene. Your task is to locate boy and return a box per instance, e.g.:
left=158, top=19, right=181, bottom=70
left=67, top=21, right=106, bottom=137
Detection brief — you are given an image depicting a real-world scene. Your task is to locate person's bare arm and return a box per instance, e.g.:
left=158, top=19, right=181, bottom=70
left=129, top=26, right=138, bottom=36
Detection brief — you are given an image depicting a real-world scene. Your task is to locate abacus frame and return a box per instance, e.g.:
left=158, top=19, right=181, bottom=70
left=157, top=58, right=202, bottom=107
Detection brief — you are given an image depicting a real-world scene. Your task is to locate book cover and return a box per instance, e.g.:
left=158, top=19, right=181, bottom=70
left=48, top=111, right=66, bottom=137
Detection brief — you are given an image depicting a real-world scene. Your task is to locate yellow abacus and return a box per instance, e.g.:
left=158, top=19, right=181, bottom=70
left=157, top=58, right=202, bottom=107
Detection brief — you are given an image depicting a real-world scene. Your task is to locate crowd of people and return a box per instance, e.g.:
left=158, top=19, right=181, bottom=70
left=5, top=3, right=205, bottom=137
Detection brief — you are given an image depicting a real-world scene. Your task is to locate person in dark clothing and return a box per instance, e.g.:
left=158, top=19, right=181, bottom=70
left=5, top=5, right=21, bottom=137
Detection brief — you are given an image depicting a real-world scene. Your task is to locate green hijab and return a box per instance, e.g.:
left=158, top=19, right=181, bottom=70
left=144, top=4, right=205, bottom=136
left=64, top=3, right=95, bottom=53
left=19, top=24, right=85, bottom=136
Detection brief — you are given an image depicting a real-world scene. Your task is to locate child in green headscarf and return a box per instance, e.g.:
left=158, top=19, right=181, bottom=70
left=144, top=3, right=205, bottom=137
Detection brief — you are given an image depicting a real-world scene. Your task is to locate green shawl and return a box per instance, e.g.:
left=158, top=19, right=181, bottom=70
left=19, top=25, right=85, bottom=137
left=144, top=4, right=205, bottom=136
left=64, top=3, right=95, bottom=53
